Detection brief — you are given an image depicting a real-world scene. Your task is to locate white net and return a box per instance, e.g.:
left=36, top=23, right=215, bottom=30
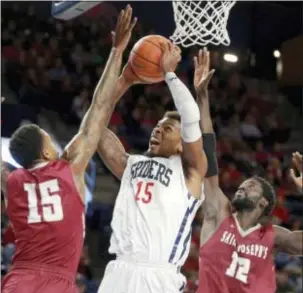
left=170, top=1, right=236, bottom=48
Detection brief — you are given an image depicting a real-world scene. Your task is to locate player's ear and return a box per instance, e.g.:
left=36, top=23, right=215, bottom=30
left=177, top=142, right=183, bottom=154
left=42, top=148, right=51, bottom=160
left=259, top=197, right=268, bottom=210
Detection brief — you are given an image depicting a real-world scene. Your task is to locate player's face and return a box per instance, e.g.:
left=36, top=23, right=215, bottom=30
left=147, top=118, right=182, bottom=157
left=232, top=179, right=264, bottom=212
left=40, top=130, right=59, bottom=161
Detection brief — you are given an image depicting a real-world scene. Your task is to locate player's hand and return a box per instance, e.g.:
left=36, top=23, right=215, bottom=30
left=194, top=48, right=215, bottom=96
left=1, top=97, right=5, bottom=103
left=121, top=62, right=152, bottom=85
left=160, top=42, right=181, bottom=74
left=112, top=5, right=137, bottom=52
left=290, top=152, right=302, bottom=191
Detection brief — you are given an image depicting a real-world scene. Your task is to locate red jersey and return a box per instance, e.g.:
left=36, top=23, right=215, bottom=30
left=198, top=214, right=276, bottom=293
left=6, top=160, right=85, bottom=277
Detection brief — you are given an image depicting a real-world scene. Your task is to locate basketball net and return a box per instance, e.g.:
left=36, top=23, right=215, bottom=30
left=170, top=1, right=236, bottom=47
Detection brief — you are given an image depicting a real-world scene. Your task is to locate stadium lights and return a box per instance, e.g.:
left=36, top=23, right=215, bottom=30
left=223, top=53, right=238, bottom=63
left=273, top=50, right=281, bottom=58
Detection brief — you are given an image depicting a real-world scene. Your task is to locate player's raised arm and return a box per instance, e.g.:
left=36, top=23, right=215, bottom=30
left=289, top=152, right=302, bottom=191
left=96, top=54, right=153, bottom=180
left=162, top=43, right=207, bottom=199
left=273, top=152, right=303, bottom=255
left=63, top=6, right=137, bottom=176
left=96, top=71, right=130, bottom=180
left=274, top=226, right=302, bottom=255
left=194, top=48, right=230, bottom=221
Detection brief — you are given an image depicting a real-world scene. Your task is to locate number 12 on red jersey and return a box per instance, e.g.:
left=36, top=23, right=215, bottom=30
left=225, top=251, right=251, bottom=284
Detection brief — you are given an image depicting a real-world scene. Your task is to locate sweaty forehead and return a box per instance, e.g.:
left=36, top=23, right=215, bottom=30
left=158, top=118, right=180, bottom=128
left=240, top=179, right=261, bottom=191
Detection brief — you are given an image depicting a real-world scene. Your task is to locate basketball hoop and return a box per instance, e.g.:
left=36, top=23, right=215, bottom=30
left=170, top=1, right=236, bottom=48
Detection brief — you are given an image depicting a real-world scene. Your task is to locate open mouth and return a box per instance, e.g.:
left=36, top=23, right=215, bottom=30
left=150, top=137, right=160, bottom=146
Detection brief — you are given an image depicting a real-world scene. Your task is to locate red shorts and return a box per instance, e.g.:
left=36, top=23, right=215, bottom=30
left=1, top=262, right=77, bottom=293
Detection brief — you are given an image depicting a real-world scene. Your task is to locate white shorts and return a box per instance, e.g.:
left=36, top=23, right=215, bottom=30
left=98, top=256, right=186, bottom=293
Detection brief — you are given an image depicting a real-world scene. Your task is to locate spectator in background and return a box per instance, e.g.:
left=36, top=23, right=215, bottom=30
left=183, top=241, right=199, bottom=275
left=72, top=88, right=90, bottom=122
left=90, top=45, right=103, bottom=65
left=78, top=245, right=93, bottom=281
left=219, top=114, right=242, bottom=144
left=272, top=195, right=290, bottom=225
left=71, top=43, right=87, bottom=65
left=76, top=273, right=88, bottom=293
left=240, top=113, right=262, bottom=141
left=267, top=157, right=283, bottom=185
left=49, top=57, right=68, bottom=81
left=276, top=268, right=296, bottom=293
left=255, top=141, right=270, bottom=166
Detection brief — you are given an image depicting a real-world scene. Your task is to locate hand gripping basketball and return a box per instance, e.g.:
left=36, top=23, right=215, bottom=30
left=112, top=5, right=137, bottom=52
left=121, top=62, right=149, bottom=85
left=194, top=48, right=215, bottom=95
left=160, top=42, right=181, bottom=74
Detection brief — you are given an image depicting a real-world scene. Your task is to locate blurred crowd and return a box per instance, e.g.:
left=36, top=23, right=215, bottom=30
left=1, top=3, right=302, bottom=293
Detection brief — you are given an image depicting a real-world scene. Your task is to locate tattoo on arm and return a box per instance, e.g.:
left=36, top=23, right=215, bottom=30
left=97, top=128, right=128, bottom=180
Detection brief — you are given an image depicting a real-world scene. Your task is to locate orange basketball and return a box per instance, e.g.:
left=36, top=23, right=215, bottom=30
left=129, top=35, right=172, bottom=83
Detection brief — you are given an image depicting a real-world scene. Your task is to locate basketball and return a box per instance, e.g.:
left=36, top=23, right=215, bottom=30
left=129, top=35, right=172, bottom=83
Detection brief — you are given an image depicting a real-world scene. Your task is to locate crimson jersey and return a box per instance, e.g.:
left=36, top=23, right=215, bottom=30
left=198, top=214, right=276, bottom=293
left=6, top=160, right=85, bottom=277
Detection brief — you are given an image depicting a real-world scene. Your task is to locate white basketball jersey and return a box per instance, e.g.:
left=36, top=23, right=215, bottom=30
left=109, top=154, right=203, bottom=267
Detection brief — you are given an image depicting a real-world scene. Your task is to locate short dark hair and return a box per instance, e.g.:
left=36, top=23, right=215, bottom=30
left=252, top=176, right=276, bottom=216
left=163, top=111, right=181, bottom=123
left=9, top=124, right=43, bottom=169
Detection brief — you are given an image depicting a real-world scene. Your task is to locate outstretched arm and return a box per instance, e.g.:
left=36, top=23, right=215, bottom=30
left=274, top=226, right=303, bottom=255
left=162, top=43, right=207, bottom=199
left=195, top=49, right=230, bottom=221
left=96, top=53, right=153, bottom=180
left=96, top=69, right=130, bottom=180
left=275, top=152, right=303, bottom=255
left=290, top=152, right=302, bottom=191
left=63, top=6, right=136, bottom=177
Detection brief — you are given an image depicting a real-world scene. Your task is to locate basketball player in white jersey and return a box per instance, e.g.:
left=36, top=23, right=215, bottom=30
left=96, top=43, right=207, bottom=293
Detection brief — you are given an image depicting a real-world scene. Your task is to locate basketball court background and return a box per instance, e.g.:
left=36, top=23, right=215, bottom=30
left=1, top=0, right=302, bottom=290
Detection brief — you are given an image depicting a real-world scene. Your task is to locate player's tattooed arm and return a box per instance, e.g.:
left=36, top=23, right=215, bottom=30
left=97, top=128, right=129, bottom=180
left=274, top=226, right=303, bottom=255
left=195, top=48, right=230, bottom=221
left=62, top=6, right=137, bottom=176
